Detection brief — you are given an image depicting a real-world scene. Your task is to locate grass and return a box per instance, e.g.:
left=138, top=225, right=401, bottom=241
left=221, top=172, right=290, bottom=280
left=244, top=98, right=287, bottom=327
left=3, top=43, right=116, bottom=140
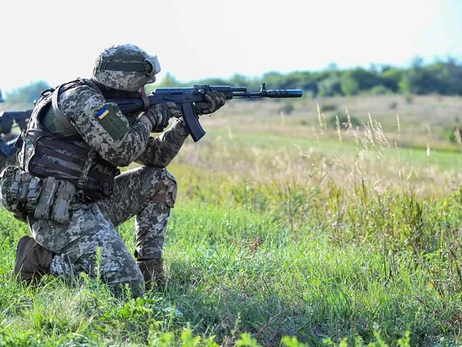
left=1, top=95, right=462, bottom=346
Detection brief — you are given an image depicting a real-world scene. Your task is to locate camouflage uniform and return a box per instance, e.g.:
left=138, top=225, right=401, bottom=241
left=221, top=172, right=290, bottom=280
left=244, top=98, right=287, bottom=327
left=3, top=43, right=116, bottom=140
left=2, top=44, right=225, bottom=297
left=28, top=81, right=190, bottom=296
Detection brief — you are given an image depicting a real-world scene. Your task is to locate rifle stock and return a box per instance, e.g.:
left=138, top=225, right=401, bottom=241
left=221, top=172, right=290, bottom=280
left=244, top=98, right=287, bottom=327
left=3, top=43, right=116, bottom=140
left=109, top=83, right=303, bottom=142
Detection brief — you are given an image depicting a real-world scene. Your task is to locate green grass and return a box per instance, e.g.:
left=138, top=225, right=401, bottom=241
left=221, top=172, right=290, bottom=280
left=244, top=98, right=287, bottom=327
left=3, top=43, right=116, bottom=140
left=1, top=95, right=462, bottom=346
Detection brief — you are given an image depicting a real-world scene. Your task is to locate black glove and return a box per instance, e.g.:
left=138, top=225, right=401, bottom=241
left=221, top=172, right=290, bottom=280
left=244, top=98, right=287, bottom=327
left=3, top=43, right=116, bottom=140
left=142, top=102, right=183, bottom=131
left=194, top=91, right=226, bottom=115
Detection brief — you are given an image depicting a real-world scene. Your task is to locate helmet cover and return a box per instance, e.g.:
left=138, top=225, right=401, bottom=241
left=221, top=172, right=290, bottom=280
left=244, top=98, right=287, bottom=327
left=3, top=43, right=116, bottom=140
left=93, top=44, right=161, bottom=92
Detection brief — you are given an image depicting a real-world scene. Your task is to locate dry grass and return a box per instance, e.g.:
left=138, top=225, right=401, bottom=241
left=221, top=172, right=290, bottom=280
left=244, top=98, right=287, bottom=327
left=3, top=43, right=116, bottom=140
left=201, top=94, right=462, bottom=148
left=170, top=95, right=461, bottom=202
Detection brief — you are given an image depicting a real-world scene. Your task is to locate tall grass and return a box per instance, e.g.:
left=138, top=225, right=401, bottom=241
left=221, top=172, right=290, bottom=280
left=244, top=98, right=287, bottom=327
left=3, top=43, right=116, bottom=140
left=1, top=96, right=461, bottom=346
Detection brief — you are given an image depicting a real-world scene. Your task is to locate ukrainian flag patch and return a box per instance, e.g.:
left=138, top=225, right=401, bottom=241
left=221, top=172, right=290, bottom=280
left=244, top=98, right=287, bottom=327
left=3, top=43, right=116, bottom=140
left=94, top=102, right=129, bottom=141
left=96, top=107, right=110, bottom=120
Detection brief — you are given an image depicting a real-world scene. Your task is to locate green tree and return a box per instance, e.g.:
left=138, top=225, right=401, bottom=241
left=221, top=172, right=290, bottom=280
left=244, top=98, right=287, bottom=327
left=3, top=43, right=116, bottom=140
left=229, top=73, right=250, bottom=87
left=380, top=66, right=403, bottom=93
left=340, top=74, right=360, bottom=96
left=317, top=73, right=342, bottom=97
left=156, top=72, right=183, bottom=88
left=399, top=56, right=442, bottom=95
left=429, top=58, right=462, bottom=95
left=343, top=67, right=382, bottom=92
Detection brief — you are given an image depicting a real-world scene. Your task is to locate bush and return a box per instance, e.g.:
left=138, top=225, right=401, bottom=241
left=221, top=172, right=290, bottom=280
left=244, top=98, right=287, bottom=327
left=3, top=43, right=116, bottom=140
left=367, top=84, right=393, bottom=95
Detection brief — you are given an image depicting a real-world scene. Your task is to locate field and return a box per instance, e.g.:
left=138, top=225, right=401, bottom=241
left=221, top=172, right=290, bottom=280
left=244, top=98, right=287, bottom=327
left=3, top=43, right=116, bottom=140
left=0, top=94, right=461, bottom=346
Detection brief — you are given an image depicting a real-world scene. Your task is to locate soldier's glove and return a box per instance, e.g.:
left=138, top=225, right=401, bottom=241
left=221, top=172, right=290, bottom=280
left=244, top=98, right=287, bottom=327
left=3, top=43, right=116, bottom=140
left=194, top=91, right=226, bottom=115
left=143, top=102, right=183, bottom=132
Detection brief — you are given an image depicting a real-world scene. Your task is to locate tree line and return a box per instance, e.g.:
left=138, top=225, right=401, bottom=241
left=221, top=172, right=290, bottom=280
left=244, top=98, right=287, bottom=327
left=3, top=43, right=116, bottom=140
left=3, top=56, right=462, bottom=105
left=158, top=56, right=462, bottom=98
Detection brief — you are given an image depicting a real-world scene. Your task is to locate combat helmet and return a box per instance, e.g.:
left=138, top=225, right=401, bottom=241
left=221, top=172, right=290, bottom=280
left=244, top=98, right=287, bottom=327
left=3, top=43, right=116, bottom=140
left=93, top=44, right=161, bottom=92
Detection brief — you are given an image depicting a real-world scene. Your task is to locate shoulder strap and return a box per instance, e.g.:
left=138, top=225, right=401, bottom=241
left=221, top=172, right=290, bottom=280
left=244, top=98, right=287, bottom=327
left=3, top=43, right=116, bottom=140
left=50, top=78, right=102, bottom=131
left=51, top=85, right=74, bottom=131
left=82, top=78, right=104, bottom=96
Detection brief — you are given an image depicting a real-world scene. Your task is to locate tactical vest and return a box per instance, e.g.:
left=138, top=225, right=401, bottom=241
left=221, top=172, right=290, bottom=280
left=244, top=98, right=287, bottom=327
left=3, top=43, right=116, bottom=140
left=17, top=79, right=120, bottom=201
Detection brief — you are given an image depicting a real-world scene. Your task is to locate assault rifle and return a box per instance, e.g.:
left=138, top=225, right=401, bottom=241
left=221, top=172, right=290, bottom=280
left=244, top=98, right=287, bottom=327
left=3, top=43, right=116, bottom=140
left=0, top=109, right=32, bottom=134
left=109, top=83, right=303, bottom=142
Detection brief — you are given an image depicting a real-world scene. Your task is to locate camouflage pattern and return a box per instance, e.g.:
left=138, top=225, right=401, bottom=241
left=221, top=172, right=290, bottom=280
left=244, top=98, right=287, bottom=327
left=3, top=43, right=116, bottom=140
left=21, top=77, right=190, bottom=297
left=93, top=44, right=160, bottom=92
left=0, top=166, right=41, bottom=221
left=31, top=166, right=176, bottom=297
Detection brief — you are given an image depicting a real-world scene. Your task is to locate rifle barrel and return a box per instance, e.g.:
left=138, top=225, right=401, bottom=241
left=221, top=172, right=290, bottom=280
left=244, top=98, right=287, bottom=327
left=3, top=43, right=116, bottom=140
left=232, top=89, right=303, bottom=99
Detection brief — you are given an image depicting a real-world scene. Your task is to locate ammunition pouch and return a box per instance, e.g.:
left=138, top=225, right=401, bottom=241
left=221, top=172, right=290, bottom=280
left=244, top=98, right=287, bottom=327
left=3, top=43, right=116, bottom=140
left=0, top=166, right=41, bottom=221
left=0, top=166, right=75, bottom=224
left=34, top=176, right=75, bottom=224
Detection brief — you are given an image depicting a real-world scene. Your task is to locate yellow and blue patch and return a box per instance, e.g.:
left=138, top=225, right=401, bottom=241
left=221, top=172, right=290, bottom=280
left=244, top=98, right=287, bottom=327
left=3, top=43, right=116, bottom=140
left=96, top=107, right=110, bottom=120
left=94, top=103, right=130, bottom=141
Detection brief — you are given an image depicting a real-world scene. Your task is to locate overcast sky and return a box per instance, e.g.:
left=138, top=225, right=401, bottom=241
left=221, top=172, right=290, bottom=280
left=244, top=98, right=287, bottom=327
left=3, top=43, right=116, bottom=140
left=1, top=0, right=461, bottom=95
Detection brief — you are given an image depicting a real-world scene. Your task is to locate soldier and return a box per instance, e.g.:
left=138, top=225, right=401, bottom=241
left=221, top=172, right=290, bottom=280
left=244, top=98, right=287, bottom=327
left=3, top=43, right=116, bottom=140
left=0, top=44, right=226, bottom=298
left=0, top=89, right=19, bottom=172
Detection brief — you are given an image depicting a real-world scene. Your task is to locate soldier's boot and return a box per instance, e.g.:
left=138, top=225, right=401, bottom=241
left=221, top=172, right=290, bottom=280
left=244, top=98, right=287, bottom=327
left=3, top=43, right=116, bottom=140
left=13, top=236, right=55, bottom=283
left=137, top=258, right=165, bottom=291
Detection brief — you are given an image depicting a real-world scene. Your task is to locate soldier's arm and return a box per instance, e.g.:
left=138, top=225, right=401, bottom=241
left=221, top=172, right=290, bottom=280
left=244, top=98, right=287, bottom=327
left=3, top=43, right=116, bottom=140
left=60, top=86, right=151, bottom=167
left=135, top=118, right=190, bottom=168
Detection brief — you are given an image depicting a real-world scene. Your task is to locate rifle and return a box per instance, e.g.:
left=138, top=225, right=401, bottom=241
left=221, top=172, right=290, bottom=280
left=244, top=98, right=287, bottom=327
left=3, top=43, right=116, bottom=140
left=108, top=83, right=303, bottom=142
left=0, top=109, right=33, bottom=135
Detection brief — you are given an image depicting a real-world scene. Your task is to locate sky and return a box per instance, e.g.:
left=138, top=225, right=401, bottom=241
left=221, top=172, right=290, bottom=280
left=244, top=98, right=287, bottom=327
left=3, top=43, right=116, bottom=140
left=1, top=0, right=461, bottom=95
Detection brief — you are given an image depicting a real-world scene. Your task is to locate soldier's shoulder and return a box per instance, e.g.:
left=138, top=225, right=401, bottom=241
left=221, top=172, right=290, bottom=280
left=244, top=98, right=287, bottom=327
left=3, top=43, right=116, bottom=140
left=60, top=81, right=104, bottom=109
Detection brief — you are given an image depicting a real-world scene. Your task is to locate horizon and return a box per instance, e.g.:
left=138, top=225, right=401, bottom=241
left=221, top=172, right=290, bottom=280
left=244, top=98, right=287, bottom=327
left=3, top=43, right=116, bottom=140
left=1, top=54, right=460, bottom=97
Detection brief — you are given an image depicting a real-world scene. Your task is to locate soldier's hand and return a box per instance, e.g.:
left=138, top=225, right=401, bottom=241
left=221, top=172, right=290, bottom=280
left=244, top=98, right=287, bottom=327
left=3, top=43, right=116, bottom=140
left=194, top=91, right=226, bottom=115
left=142, top=102, right=183, bottom=132
left=164, top=102, right=183, bottom=118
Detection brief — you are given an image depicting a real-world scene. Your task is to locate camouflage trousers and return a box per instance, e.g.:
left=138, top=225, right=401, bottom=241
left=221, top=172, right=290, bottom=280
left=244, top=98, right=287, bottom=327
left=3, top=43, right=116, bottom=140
left=28, top=166, right=177, bottom=297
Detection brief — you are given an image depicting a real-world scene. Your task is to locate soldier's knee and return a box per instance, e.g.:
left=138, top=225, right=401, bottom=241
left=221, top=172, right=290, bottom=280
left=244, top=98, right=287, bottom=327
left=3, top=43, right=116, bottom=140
left=153, top=170, right=177, bottom=208
left=165, top=171, right=178, bottom=208
left=106, top=262, right=146, bottom=298
left=110, top=279, right=145, bottom=299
